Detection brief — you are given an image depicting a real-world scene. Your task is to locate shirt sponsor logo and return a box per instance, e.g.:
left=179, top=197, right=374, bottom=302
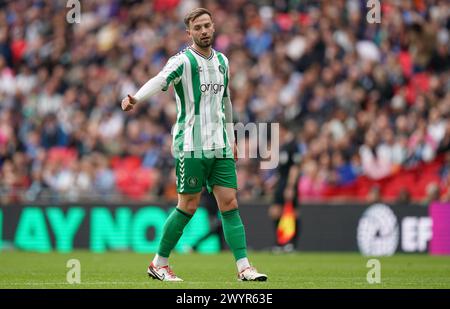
left=200, top=82, right=224, bottom=94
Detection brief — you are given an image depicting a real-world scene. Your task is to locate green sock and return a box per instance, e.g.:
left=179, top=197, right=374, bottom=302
left=157, top=208, right=193, bottom=258
left=221, top=208, right=247, bottom=261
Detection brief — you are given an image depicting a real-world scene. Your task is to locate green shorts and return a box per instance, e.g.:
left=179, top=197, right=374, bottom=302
left=175, top=150, right=237, bottom=194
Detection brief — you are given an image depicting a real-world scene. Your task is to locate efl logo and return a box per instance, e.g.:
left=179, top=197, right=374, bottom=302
left=66, top=0, right=81, bottom=24
left=357, top=204, right=399, bottom=256
left=366, top=0, right=381, bottom=24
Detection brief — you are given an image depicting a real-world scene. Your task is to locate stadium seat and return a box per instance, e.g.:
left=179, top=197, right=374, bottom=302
left=47, top=147, right=77, bottom=165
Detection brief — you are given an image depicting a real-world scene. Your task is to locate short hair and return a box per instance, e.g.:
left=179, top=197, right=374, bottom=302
left=184, top=8, right=212, bottom=28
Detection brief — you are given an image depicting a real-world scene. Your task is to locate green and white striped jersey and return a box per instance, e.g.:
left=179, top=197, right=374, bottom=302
left=157, top=47, right=231, bottom=153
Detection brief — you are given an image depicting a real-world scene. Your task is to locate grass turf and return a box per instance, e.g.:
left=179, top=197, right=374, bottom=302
left=0, top=251, right=449, bottom=289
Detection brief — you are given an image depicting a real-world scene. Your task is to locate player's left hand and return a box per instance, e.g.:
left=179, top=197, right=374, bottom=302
left=121, top=94, right=137, bottom=111
left=233, top=142, right=238, bottom=161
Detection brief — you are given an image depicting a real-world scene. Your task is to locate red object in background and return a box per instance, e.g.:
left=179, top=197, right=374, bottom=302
left=276, top=201, right=296, bottom=245
left=354, top=176, right=372, bottom=200
left=110, top=156, right=141, bottom=170
left=381, top=171, right=416, bottom=200
left=298, top=13, right=311, bottom=27
left=153, top=0, right=179, bottom=12
left=47, top=147, right=77, bottom=166
left=406, top=72, right=430, bottom=104
left=276, top=13, right=294, bottom=31
left=441, top=185, right=449, bottom=200
left=413, top=0, right=427, bottom=13
left=398, top=51, right=413, bottom=78
left=319, top=155, right=445, bottom=202
left=112, top=156, right=153, bottom=200
left=11, top=39, right=27, bottom=64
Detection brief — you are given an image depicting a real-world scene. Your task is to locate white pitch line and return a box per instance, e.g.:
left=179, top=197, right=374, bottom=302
left=2, top=279, right=275, bottom=286
left=2, top=281, right=230, bottom=286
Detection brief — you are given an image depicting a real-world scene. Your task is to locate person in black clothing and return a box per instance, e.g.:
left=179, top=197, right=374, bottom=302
left=268, top=123, right=303, bottom=252
left=438, top=121, right=450, bottom=154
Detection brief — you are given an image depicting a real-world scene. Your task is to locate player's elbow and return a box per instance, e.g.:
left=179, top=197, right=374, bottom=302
left=155, top=75, right=168, bottom=91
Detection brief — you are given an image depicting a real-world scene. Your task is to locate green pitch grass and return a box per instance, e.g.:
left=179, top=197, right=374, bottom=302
left=1, top=251, right=449, bottom=289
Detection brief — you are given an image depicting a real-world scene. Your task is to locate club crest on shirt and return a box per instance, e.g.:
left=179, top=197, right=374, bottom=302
left=219, top=65, right=225, bottom=75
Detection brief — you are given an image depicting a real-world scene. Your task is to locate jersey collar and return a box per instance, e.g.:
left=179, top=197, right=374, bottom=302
left=189, top=46, right=214, bottom=60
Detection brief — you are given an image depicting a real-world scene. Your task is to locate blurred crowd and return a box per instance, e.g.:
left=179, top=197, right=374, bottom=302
left=0, top=0, right=449, bottom=204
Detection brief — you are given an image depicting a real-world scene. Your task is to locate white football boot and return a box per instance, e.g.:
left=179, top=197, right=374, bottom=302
left=147, top=263, right=183, bottom=282
left=238, top=267, right=268, bottom=281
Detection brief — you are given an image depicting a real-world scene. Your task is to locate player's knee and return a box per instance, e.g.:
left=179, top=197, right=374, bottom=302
left=184, top=200, right=199, bottom=214
left=179, top=194, right=201, bottom=214
left=223, top=196, right=238, bottom=211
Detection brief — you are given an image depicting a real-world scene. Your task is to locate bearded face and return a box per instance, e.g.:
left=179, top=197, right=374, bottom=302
left=187, top=14, right=215, bottom=49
